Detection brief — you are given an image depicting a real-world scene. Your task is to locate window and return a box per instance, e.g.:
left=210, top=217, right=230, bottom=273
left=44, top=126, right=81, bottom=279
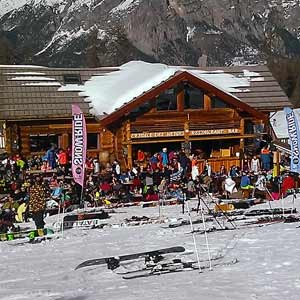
left=87, top=133, right=98, bottom=149
left=184, top=84, right=204, bottom=109
left=156, top=89, right=177, bottom=111
left=30, top=134, right=59, bottom=152
left=211, top=96, right=229, bottom=109
left=63, top=74, right=82, bottom=84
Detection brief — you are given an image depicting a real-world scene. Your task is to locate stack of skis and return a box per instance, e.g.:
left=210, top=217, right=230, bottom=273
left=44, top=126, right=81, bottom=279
left=75, top=246, right=238, bottom=279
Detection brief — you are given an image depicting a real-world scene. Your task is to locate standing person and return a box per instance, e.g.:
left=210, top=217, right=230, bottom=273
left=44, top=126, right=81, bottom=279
left=57, top=148, right=68, bottom=174
left=160, top=148, right=169, bottom=166
left=46, top=145, right=57, bottom=169
left=250, top=155, right=260, bottom=174
left=28, top=176, right=47, bottom=229
left=260, top=146, right=271, bottom=171
left=179, top=151, right=190, bottom=178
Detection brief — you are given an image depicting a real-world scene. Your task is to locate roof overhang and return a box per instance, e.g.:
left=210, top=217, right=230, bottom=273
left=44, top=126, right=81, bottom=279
left=100, top=71, right=267, bottom=127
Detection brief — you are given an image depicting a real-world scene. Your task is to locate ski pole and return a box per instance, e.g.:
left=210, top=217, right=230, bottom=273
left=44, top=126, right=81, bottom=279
left=201, top=186, right=236, bottom=229
left=198, top=191, right=224, bottom=229
left=199, top=195, right=212, bottom=271
left=186, top=198, right=202, bottom=273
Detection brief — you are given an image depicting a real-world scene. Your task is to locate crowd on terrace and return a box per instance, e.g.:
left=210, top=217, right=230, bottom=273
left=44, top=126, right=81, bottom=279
left=0, top=142, right=298, bottom=232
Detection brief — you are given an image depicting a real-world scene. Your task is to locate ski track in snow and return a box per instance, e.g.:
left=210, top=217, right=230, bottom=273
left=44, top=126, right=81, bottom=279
left=0, top=196, right=300, bottom=299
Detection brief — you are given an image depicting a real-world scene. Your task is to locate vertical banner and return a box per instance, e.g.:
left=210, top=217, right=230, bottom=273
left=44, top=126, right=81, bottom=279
left=284, top=107, right=300, bottom=173
left=72, top=105, right=87, bottom=187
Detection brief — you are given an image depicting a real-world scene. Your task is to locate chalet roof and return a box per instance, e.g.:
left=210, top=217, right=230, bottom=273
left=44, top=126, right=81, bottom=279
left=0, top=65, right=119, bottom=121
left=0, top=61, right=291, bottom=121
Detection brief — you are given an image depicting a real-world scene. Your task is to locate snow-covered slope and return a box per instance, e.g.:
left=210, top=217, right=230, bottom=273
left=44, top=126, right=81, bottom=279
left=1, top=195, right=300, bottom=300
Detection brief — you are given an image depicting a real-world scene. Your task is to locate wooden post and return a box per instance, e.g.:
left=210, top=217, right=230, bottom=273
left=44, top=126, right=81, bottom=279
left=184, top=120, right=190, bottom=155
left=61, top=133, right=69, bottom=150
left=239, top=119, right=245, bottom=169
left=177, top=83, right=184, bottom=112
left=126, top=122, right=132, bottom=169
left=274, top=150, right=280, bottom=176
left=204, top=94, right=211, bottom=111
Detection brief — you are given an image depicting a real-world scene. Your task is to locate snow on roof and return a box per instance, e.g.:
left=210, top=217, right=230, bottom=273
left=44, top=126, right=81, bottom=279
left=188, top=70, right=250, bottom=93
left=4, top=72, right=46, bottom=75
left=271, top=108, right=300, bottom=139
left=0, top=64, right=47, bottom=68
left=59, top=61, right=261, bottom=116
left=11, top=76, right=56, bottom=81
left=59, top=61, right=178, bottom=115
left=22, top=82, right=61, bottom=86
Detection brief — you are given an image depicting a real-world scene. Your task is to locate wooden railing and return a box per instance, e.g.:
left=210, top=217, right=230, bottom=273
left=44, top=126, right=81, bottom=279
left=197, top=157, right=240, bottom=174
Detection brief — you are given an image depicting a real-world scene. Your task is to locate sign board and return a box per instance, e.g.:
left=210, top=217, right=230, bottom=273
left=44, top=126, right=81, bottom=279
left=130, top=128, right=240, bottom=139
left=54, top=219, right=105, bottom=229
left=131, top=131, right=184, bottom=139
left=190, top=128, right=240, bottom=136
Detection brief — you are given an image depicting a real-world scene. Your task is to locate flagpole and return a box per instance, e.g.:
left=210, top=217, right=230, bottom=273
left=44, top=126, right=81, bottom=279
left=71, top=104, right=87, bottom=212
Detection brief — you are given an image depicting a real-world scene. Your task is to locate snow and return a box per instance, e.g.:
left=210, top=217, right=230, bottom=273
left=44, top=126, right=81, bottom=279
left=58, top=61, right=260, bottom=116
left=22, top=82, right=61, bottom=86
left=271, top=108, right=300, bottom=139
left=1, top=195, right=300, bottom=299
left=4, top=72, right=46, bottom=75
left=11, top=76, right=56, bottom=81
left=0, top=65, right=47, bottom=68
left=110, top=0, right=140, bottom=14
left=186, top=26, right=196, bottom=42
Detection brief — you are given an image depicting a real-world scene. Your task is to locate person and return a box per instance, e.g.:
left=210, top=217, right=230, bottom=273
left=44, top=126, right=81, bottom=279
left=250, top=155, right=260, bottom=174
left=224, top=176, right=237, bottom=199
left=46, top=145, right=57, bottom=169
left=28, top=175, right=48, bottom=229
left=137, top=149, right=145, bottom=162
left=57, top=149, right=68, bottom=174
left=240, top=172, right=253, bottom=198
left=178, top=151, right=190, bottom=178
left=260, top=146, right=271, bottom=171
left=160, top=148, right=169, bottom=166
left=202, top=160, right=212, bottom=177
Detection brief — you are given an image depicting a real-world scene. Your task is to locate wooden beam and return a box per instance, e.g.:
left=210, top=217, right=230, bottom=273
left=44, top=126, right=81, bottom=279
left=176, top=83, right=184, bottom=112
left=204, top=94, right=211, bottom=111
left=128, top=134, right=256, bottom=144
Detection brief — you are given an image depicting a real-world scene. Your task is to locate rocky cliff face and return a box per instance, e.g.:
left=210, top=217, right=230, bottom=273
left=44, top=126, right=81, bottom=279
left=0, top=0, right=299, bottom=67
left=0, top=0, right=299, bottom=101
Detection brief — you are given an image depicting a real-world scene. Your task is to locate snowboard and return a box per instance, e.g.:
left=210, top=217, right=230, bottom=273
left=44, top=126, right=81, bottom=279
left=75, top=246, right=186, bottom=270
left=64, top=210, right=110, bottom=222
left=0, top=228, right=54, bottom=241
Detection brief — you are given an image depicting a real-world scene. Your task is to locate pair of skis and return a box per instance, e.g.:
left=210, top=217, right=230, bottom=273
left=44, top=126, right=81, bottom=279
left=75, top=246, right=238, bottom=279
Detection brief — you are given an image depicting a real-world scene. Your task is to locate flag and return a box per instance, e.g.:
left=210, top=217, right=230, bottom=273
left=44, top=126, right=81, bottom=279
left=72, top=105, right=87, bottom=187
left=284, top=107, right=300, bottom=173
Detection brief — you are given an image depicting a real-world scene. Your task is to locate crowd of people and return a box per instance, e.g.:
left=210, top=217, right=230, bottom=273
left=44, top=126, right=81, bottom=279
left=0, top=142, right=298, bottom=233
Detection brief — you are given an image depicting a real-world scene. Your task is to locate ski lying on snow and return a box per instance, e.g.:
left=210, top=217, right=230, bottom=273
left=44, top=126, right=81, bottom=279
left=115, top=253, right=225, bottom=275
left=122, top=258, right=239, bottom=279
left=75, top=246, right=186, bottom=270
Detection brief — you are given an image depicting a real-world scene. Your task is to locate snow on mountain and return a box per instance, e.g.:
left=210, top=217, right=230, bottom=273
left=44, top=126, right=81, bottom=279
left=0, top=0, right=299, bottom=70
left=110, top=0, right=140, bottom=15
left=0, top=0, right=29, bottom=17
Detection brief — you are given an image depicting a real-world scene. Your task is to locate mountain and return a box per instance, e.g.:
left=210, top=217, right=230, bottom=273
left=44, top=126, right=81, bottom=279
left=0, top=0, right=299, bottom=105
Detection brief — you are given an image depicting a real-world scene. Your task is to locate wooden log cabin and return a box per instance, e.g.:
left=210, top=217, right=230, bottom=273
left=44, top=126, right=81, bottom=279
left=0, top=62, right=292, bottom=172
